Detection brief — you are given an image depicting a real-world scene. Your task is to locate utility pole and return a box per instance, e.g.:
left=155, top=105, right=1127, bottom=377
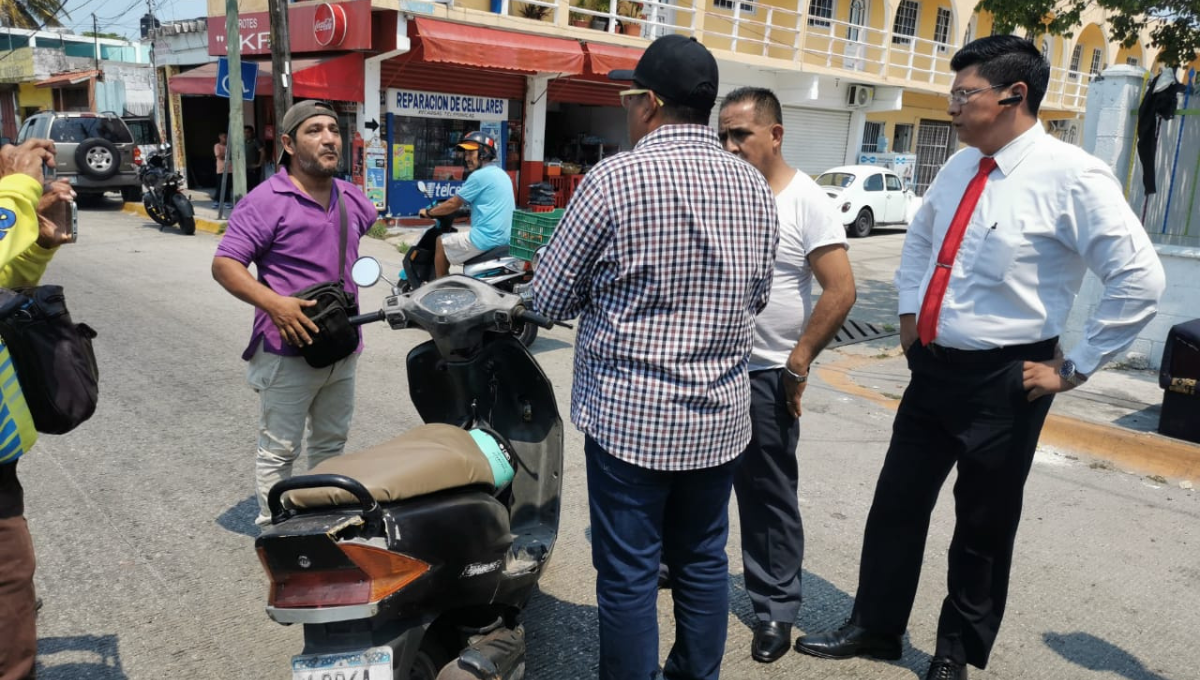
left=92, top=14, right=99, bottom=70
left=226, top=0, right=246, bottom=203
left=268, top=0, right=293, bottom=163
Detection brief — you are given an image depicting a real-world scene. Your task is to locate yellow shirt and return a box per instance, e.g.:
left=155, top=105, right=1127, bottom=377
left=0, top=173, right=51, bottom=463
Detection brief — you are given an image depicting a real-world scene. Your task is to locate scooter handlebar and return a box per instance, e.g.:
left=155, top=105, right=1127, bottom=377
left=349, top=310, right=386, bottom=326
left=516, top=307, right=554, bottom=330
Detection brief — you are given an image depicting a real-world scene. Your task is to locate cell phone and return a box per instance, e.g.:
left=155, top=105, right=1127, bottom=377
left=69, top=200, right=77, bottom=243
left=43, top=160, right=55, bottom=183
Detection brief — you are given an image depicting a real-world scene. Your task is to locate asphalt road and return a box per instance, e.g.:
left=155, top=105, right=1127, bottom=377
left=21, top=200, right=1198, bottom=679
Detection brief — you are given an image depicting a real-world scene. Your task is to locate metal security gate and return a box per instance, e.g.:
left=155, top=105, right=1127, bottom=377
left=711, top=103, right=851, bottom=175
left=913, top=119, right=955, bottom=196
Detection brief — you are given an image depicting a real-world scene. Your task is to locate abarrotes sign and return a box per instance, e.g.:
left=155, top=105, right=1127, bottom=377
left=388, top=89, right=508, bottom=122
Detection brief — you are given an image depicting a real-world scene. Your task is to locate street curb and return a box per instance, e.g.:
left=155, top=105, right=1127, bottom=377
left=815, top=353, right=1200, bottom=483
left=121, top=201, right=225, bottom=235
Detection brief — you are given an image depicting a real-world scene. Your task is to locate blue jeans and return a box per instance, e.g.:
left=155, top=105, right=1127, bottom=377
left=586, top=437, right=737, bottom=680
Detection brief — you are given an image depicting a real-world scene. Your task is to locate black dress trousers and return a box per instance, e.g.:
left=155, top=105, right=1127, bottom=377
left=851, top=339, right=1056, bottom=669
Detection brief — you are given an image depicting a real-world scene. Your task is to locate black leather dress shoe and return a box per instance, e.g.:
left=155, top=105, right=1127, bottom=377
left=925, top=657, right=968, bottom=680
left=793, top=621, right=902, bottom=660
left=751, top=621, right=792, bottom=663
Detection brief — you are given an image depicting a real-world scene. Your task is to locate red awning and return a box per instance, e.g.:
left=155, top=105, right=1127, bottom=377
left=582, top=42, right=642, bottom=76
left=36, top=69, right=102, bottom=88
left=412, top=17, right=585, bottom=76
left=168, top=53, right=365, bottom=102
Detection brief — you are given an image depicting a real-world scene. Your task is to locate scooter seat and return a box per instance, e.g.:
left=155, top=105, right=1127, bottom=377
left=465, top=245, right=509, bottom=265
left=284, top=424, right=499, bottom=510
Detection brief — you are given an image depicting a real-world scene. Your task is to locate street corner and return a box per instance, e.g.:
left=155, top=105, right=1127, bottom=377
left=122, top=201, right=225, bottom=235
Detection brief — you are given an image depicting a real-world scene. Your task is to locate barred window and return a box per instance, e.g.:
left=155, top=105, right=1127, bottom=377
left=1067, top=44, right=1083, bottom=79
left=861, top=121, right=885, bottom=152
left=715, top=0, right=756, bottom=12
left=808, top=0, right=834, bottom=28
left=933, top=7, right=952, bottom=48
left=892, top=0, right=919, bottom=45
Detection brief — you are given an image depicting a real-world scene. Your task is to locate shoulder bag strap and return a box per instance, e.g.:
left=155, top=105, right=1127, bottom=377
left=336, top=184, right=349, bottom=287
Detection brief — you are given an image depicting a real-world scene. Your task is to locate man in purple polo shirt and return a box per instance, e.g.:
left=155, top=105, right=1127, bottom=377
left=212, top=100, right=378, bottom=528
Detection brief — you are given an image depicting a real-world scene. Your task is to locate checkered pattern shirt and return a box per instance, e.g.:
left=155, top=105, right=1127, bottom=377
left=532, top=125, right=779, bottom=471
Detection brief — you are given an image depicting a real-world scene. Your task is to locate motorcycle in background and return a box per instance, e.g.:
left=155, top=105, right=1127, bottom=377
left=400, top=181, right=539, bottom=346
left=137, top=143, right=196, bottom=236
left=256, top=266, right=562, bottom=680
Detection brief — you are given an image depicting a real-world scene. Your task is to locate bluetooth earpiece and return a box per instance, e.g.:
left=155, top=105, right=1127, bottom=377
left=997, top=94, right=1024, bottom=106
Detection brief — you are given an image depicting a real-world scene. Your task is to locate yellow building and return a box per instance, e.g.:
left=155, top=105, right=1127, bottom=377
left=201, top=0, right=1161, bottom=206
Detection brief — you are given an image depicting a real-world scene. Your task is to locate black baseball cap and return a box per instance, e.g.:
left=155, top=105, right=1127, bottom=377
left=609, top=34, right=718, bottom=111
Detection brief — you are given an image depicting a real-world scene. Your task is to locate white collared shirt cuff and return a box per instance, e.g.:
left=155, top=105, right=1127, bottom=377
left=1066, top=344, right=1105, bottom=379
left=898, top=291, right=920, bottom=317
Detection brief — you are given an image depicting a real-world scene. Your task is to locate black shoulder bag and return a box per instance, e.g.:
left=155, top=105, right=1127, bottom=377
left=292, top=189, right=360, bottom=369
left=0, top=285, right=99, bottom=434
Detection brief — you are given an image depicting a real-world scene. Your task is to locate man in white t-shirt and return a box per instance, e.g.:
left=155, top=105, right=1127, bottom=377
left=718, top=87, right=857, bottom=663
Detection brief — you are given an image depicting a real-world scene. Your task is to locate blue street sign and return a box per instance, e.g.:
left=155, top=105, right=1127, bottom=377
left=215, top=57, right=259, bottom=101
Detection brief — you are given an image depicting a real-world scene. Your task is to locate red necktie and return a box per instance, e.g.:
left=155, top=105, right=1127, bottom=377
left=917, top=156, right=998, bottom=346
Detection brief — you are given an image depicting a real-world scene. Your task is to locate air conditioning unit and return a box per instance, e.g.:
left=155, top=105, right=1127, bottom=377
left=847, top=85, right=875, bottom=108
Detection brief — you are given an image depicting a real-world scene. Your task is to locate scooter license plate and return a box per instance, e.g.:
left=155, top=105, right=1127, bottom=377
left=291, top=646, right=393, bottom=680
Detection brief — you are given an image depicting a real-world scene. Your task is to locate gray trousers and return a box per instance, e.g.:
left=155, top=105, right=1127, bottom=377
left=733, top=367, right=804, bottom=623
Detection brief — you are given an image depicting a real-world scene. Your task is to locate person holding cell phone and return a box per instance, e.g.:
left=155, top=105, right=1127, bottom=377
left=0, top=137, right=77, bottom=680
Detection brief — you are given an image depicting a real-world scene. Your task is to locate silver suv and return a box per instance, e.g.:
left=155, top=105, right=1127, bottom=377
left=17, top=111, right=142, bottom=201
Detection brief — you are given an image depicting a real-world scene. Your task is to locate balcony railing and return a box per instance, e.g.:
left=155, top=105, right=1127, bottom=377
left=487, top=0, right=1092, bottom=111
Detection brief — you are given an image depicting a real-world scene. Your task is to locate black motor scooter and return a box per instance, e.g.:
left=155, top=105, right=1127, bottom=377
left=137, top=142, right=196, bottom=235
left=255, top=262, right=562, bottom=680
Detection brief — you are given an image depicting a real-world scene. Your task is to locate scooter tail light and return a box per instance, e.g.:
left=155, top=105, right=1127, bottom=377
left=258, top=545, right=372, bottom=608
left=340, top=543, right=430, bottom=602
left=257, top=544, right=429, bottom=609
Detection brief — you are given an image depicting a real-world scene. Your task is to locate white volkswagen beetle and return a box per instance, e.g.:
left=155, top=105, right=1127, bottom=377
left=815, top=164, right=923, bottom=238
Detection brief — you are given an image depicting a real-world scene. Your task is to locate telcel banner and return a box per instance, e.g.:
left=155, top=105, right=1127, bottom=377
left=388, top=89, right=508, bottom=122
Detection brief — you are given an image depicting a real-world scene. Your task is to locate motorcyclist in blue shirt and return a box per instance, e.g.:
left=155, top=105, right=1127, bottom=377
left=419, top=131, right=515, bottom=278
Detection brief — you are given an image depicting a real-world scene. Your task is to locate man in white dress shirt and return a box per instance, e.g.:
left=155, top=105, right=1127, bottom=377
left=795, top=35, right=1165, bottom=680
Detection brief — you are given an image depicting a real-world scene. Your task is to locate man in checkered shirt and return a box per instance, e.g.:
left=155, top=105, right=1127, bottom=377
left=532, top=35, right=779, bottom=680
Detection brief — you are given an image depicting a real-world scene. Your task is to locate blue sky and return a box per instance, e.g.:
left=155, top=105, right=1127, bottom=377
left=60, top=0, right=210, bottom=41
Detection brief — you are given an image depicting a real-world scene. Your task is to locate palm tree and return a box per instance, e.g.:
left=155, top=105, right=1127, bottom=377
left=0, top=0, right=66, bottom=30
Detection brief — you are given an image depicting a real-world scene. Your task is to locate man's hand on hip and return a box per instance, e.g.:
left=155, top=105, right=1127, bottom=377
left=1022, top=358, right=1074, bottom=401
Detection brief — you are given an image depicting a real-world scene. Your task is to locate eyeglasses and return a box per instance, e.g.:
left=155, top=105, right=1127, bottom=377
left=946, top=83, right=1010, bottom=105
left=619, top=88, right=665, bottom=109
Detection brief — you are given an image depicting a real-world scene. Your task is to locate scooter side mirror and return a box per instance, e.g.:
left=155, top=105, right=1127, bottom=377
left=351, top=256, right=383, bottom=287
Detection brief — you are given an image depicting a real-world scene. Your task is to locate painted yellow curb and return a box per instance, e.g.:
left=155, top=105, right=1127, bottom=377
left=121, top=201, right=224, bottom=235
left=815, top=353, right=1200, bottom=483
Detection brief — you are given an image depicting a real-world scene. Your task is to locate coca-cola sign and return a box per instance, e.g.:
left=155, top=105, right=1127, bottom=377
left=313, top=3, right=348, bottom=48
left=208, top=0, right=371, bottom=56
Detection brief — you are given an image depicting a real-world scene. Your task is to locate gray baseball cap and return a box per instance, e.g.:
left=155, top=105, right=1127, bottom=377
left=278, top=99, right=338, bottom=165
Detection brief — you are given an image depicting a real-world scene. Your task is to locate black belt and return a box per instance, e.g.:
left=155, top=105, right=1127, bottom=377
left=923, top=337, right=1057, bottom=364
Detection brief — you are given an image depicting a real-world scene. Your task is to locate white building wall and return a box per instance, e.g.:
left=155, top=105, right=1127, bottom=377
left=1066, top=64, right=1200, bottom=371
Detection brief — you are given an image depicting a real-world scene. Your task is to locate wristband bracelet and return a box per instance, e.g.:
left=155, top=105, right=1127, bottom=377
left=782, top=365, right=807, bottom=383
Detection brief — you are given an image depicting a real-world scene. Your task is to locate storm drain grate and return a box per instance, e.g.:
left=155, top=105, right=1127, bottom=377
left=826, top=319, right=899, bottom=349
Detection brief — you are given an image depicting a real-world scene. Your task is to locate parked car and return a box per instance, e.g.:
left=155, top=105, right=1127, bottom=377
left=17, top=111, right=142, bottom=201
left=816, top=164, right=922, bottom=238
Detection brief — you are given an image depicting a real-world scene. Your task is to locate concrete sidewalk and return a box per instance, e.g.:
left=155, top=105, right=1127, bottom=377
left=813, top=336, right=1200, bottom=484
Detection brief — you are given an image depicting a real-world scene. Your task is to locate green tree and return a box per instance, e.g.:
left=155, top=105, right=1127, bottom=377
left=0, top=0, right=65, bottom=30
left=978, top=0, right=1200, bottom=67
